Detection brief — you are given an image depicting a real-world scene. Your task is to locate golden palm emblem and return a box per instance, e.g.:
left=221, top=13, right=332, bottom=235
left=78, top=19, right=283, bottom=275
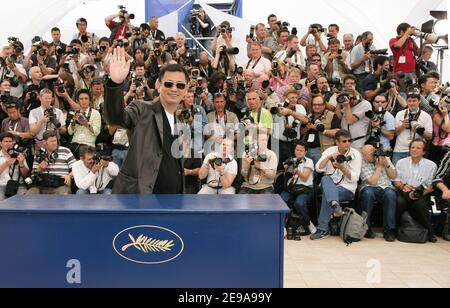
left=121, top=234, right=175, bottom=253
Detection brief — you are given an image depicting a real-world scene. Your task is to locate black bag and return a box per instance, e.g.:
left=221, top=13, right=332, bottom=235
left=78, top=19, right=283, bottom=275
left=398, top=211, right=429, bottom=244
left=287, top=184, right=312, bottom=196
left=35, top=174, right=65, bottom=188
left=4, top=163, right=20, bottom=198
left=4, top=180, right=20, bottom=198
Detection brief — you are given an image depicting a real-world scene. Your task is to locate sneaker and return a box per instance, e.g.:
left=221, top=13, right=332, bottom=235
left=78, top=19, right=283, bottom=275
left=332, top=204, right=345, bottom=217
left=364, top=229, right=376, bottom=239
left=308, top=222, right=317, bottom=235
left=384, top=230, right=396, bottom=242
left=310, top=230, right=330, bottom=241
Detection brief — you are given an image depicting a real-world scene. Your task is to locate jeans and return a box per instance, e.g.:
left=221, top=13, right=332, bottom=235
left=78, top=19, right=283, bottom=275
left=359, top=186, right=397, bottom=230
left=112, top=149, right=128, bottom=169
left=239, top=187, right=274, bottom=194
left=76, top=188, right=113, bottom=195
left=307, top=147, right=322, bottom=167
left=281, top=190, right=314, bottom=223
left=318, top=176, right=354, bottom=232
left=392, top=152, right=410, bottom=166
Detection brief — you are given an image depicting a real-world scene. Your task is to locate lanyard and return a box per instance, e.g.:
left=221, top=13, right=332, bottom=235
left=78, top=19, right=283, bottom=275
left=246, top=57, right=262, bottom=70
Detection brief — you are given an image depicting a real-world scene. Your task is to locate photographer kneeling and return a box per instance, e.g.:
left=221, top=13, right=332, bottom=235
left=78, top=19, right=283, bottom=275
left=198, top=139, right=237, bottom=195
left=280, top=141, right=316, bottom=236
left=26, top=131, right=76, bottom=195
left=0, top=133, right=30, bottom=200
left=73, top=146, right=119, bottom=195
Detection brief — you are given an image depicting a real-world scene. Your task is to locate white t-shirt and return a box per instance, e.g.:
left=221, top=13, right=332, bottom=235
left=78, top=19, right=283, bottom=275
left=29, top=106, right=67, bottom=142
left=287, top=157, right=315, bottom=187
left=273, top=104, right=307, bottom=141
left=203, top=153, right=238, bottom=186
left=72, top=160, right=119, bottom=193
left=245, top=56, right=272, bottom=77
left=0, top=151, right=29, bottom=186
left=8, top=63, right=27, bottom=98
left=165, top=110, right=176, bottom=136
left=394, top=110, right=433, bottom=153
left=340, top=100, right=372, bottom=151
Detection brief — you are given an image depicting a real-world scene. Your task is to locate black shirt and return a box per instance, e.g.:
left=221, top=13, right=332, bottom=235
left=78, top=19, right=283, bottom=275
left=307, top=114, right=341, bottom=149
left=153, top=111, right=183, bottom=194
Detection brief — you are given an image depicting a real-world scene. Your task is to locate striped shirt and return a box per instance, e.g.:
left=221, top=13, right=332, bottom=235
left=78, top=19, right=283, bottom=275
left=395, top=157, right=437, bottom=187
left=33, top=147, right=76, bottom=177
left=435, top=151, right=450, bottom=182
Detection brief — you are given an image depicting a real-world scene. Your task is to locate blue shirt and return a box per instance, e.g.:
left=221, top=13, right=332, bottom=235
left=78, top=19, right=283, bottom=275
left=380, top=111, right=395, bottom=150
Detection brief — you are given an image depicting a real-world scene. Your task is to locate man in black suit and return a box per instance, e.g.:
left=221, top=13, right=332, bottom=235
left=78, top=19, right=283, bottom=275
left=104, top=47, right=189, bottom=194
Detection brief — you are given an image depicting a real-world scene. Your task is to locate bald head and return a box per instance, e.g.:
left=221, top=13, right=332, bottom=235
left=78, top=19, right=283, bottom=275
left=362, top=145, right=375, bottom=162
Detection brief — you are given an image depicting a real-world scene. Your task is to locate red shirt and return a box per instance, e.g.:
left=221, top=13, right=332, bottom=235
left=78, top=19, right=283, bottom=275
left=107, top=20, right=128, bottom=41
left=389, top=36, right=418, bottom=73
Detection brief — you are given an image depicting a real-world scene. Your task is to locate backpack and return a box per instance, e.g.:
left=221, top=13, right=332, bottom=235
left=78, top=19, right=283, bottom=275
left=340, top=208, right=368, bottom=245
left=397, top=211, right=429, bottom=244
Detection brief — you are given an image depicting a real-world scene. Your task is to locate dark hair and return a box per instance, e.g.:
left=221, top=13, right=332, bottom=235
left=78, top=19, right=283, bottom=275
left=70, top=39, right=82, bottom=46
left=397, top=23, right=411, bottom=35
left=158, top=64, right=190, bottom=83
left=140, top=23, right=151, bottom=31
left=267, top=14, right=277, bottom=22
left=343, top=74, right=357, bottom=83
left=329, top=24, right=340, bottom=32
left=76, top=18, right=87, bottom=26
left=335, top=130, right=352, bottom=141
left=373, top=56, right=388, bottom=71
left=75, top=89, right=92, bottom=102
left=79, top=145, right=96, bottom=158
left=43, top=130, right=58, bottom=141
left=51, top=27, right=61, bottom=33
left=213, top=93, right=226, bottom=101
left=288, top=35, right=298, bottom=42
left=294, top=141, right=309, bottom=151
left=0, top=132, right=15, bottom=142
left=278, top=29, right=290, bottom=38
left=328, top=38, right=341, bottom=45
left=409, top=139, right=427, bottom=151
left=361, top=31, right=373, bottom=41
left=419, top=74, right=434, bottom=88
left=99, top=37, right=110, bottom=45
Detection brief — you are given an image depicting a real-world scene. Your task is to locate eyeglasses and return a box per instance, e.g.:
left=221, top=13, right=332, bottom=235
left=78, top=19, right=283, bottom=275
left=163, top=81, right=187, bottom=90
left=341, top=139, right=352, bottom=144
left=374, top=100, right=387, bottom=104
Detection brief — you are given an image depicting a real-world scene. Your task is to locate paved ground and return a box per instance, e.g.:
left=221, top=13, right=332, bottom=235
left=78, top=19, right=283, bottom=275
left=284, top=234, right=450, bottom=288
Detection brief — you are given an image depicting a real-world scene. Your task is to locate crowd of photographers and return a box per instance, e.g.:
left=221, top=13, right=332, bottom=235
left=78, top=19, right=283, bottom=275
left=0, top=6, right=449, bottom=242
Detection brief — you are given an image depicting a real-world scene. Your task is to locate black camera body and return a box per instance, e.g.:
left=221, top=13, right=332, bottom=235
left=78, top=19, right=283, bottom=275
left=366, top=110, right=386, bottom=126
left=44, top=108, right=61, bottom=129
left=283, top=121, right=299, bottom=140
left=332, top=155, right=353, bottom=164
left=374, top=146, right=392, bottom=158
left=79, top=65, right=96, bottom=78
left=310, top=24, right=325, bottom=35
left=7, top=144, right=27, bottom=159
left=284, top=157, right=306, bottom=168
left=118, top=5, right=135, bottom=20
left=36, top=148, right=59, bottom=164
left=210, top=157, right=232, bottom=168
left=410, top=184, right=426, bottom=199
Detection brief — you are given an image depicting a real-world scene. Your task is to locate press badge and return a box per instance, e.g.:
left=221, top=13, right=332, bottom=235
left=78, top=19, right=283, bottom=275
left=399, top=56, right=406, bottom=64
left=307, top=134, right=315, bottom=143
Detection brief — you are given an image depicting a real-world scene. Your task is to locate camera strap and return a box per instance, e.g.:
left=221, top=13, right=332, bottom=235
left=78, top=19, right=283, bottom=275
left=8, top=161, right=20, bottom=182
left=246, top=57, right=261, bottom=70
left=8, top=120, right=19, bottom=132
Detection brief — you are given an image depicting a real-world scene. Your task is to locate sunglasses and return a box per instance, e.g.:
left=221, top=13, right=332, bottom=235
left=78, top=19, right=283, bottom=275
left=163, top=81, right=187, bottom=90
left=341, top=139, right=352, bottom=144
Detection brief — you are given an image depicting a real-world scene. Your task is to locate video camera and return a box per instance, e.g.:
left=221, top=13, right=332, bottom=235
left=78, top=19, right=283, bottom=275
left=118, top=5, right=135, bottom=20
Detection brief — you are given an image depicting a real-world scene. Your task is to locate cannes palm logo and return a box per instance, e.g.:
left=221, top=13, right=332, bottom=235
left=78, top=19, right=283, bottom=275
left=113, top=226, right=184, bottom=265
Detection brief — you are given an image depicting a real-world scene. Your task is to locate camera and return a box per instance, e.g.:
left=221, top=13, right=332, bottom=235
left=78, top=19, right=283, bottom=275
left=368, top=49, right=389, bottom=55
left=416, top=59, right=431, bottom=74
left=68, top=47, right=80, bottom=55
left=54, top=80, right=65, bottom=93
left=271, top=61, right=280, bottom=77
left=383, top=81, right=397, bottom=92
left=332, top=155, right=353, bottom=164
left=415, top=125, right=425, bottom=136
left=284, top=157, right=306, bottom=168
left=270, top=101, right=290, bottom=115
left=44, top=108, right=61, bottom=129
left=0, top=90, right=11, bottom=104
left=249, top=26, right=256, bottom=40
left=236, top=66, right=244, bottom=75
left=310, top=24, right=325, bottom=35
left=220, top=47, right=240, bottom=55
left=132, top=76, right=145, bottom=88
left=209, top=157, right=232, bottom=168
left=408, top=109, right=420, bottom=123
left=195, top=86, right=204, bottom=96
left=365, top=110, right=386, bottom=124
left=7, top=144, right=27, bottom=159
left=79, top=65, right=96, bottom=78
left=428, top=97, right=441, bottom=110
left=283, top=121, right=299, bottom=140
left=336, top=92, right=351, bottom=104
left=312, top=119, right=326, bottom=133
left=118, top=5, right=135, bottom=20
left=94, top=153, right=113, bottom=164
left=36, top=148, right=59, bottom=164
left=410, top=184, right=426, bottom=199
left=374, top=145, right=392, bottom=158
left=8, top=37, right=19, bottom=43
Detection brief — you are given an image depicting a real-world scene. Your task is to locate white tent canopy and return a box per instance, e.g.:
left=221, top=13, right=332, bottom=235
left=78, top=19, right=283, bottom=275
left=1, top=0, right=449, bottom=80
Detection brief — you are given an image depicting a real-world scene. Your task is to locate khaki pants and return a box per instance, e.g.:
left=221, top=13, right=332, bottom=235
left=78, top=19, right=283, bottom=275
left=26, top=186, right=72, bottom=195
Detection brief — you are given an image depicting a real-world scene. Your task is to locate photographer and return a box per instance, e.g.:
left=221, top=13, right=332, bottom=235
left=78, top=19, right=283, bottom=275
left=22, top=67, right=45, bottom=115
left=367, top=95, right=395, bottom=150
left=1, top=101, right=33, bottom=141
left=335, top=88, right=372, bottom=151
left=26, top=130, right=76, bottom=195
left=50, top=28, right=67, bottom=55
left=23, top=40, right=57, bottom=76
left=343, top=34, right=355, bottom=53
left=429, top=101, right=450, bottom=164
left=84, top=37, right=111, bottom=78
left=198, top=138, right=237, bottom=195
left=280, top=141, right=316, bottom=235
left=273, top=29, right=290, bottom=55
left=389, top=23, right=419, bottom=80
left=196, top=8, right=213, bottom=50
left=302, top=95, right=341, bottom=165
left=359, top=144, right=397, bottom=241
left=74, top=18, right=99, bottom=47
left=245, top=91, right=273, bottom=137
left=274, top=35, right=305, bottom=71
left=0, top=132, right=30, bottom=200
left=419, top=73, right=441, bottom=115
left=324, top=39, right=351, bottom=82
left=73, top=145, right=119, bottom=195
left=363, top=56, right=391, bottom=102
left=240, top=132, right=278, bottom=194
left=148, top=16, right=166, bottom=42
left=211, top=21, right=237, bottom=54
left=145, top=40, right=173, bottom=85
left=417, top=46, right=437, bottom=76
left=198, top=52, right=214, bottom=79
left=312, top=130, right=362, bottom=241
left=346, top=31, right=376, bottom=94
left=272, top=89, right=307, bottom=168
left=67, top=89, right=101, bottom=157
left=385, top=76, right=407, bottom=117
left=2, top=48, right=27, bottom=98
left=267, top=14, right=279, bottom=41
left=212, top=44, right=236, bottom=77
left=246, top=23, right=276, bottom=60
left=393, top=91, right=432, bottom=165
left=75, top=63, right=97, bottom=91
left=130, top=24, right=152, bottom=54
left=433, top=152, right=450, bottom=241
left=105, top=8, right=133, bottom=43
left=29, top=89, right=67, bottom=149
left=393, top=139, right=438, bottom=243
left=300, top=24, right=328, bottom=55
left=245, top=41, right=272, bottom=78
left=206, top=93, right=239, bottom=153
